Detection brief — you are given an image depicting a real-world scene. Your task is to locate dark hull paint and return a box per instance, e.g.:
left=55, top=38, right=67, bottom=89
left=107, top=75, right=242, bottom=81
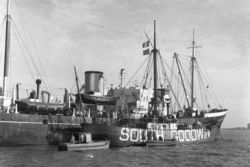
left=146, top=140, right=176, bottom=147
left=81, top=114, right=226, bottom=147
left=0, top=112, right=90, bottom=146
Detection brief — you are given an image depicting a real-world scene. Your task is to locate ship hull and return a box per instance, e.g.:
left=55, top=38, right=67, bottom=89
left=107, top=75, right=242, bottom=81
left=81, top=112, right=226, bottom=147
left=0, top=112, right=89, bottom=146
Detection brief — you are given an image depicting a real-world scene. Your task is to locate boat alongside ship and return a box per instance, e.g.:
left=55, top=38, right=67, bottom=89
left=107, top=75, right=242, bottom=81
left=0, top=0, right=227, bottom=147
left=58, top=133, right=110, bottom=151
left=0, top=0, right=89, bottom=146
left=80, top=109, right=226, bottom=147
left=0, top=78, right=89, bottom=145
left=77, top=21, right=227, bottom=147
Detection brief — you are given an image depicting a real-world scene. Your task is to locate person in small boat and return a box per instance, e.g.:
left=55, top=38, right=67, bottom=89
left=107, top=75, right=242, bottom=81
left=70, top=135, right=75, bottom=144
left=79, top=134, right=86, bottom=143
left=147, top=130, right=152, bottom=141
left=143, top=114, right=148, bottom=121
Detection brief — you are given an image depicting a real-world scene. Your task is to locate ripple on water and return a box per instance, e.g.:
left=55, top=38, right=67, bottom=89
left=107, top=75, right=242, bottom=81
left=0, top=130, right=249, bottom=167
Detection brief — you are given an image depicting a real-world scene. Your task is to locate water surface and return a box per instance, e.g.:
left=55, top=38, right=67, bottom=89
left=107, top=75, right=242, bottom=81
left=0, top=130, right=249, bottom=167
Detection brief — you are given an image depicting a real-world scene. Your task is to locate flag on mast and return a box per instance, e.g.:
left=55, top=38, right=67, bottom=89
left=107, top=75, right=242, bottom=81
left=142, top=41, right=149, bottom=48
left=142, top=40, right=150, bottom=55
left=143, top=49, right=150, bottom=55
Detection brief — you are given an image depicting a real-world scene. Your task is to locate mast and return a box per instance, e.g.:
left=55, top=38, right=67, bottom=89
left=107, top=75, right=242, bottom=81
left=190, top=29, right=195, bottom=109
left=74, top=66, right=83, bottom=109
left=74, top=66, right=80, bottom=94
left=152, top=20, right=158, bottom=115
left=188, top=28, right=201, bottom=109
left=120, top=69, right=125, bottom=111
left=120, top=69, right=124, bottom=88
left=174, top=53, right=190, bottom=108
left=2, top=0, right=11, bottom=96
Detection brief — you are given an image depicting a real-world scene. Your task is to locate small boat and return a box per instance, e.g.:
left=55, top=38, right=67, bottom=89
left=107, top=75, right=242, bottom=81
left=58, top=140, right=110, bottom=151
left=58, top=133, right=110, bottom=151
left=80, top=21, right=227, bottom=147
left=146, top=139, right=177, bottom=147
left=0, top=0, right=82, bottom=146
left=76, top=93, right=118, bottom=105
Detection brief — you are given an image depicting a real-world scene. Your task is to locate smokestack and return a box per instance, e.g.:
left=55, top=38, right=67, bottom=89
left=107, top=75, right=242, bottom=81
left=84, top=71, right=103, bottom=94
left=36, top=79, right=41, bottom=99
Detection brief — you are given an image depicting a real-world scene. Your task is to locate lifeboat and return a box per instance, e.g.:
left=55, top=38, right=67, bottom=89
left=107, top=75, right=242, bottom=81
left=76, top=94, right=118, bottom=105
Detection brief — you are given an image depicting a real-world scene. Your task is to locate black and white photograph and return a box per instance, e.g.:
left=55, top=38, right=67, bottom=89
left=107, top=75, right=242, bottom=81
left=0, top=0, right=249, bottom=166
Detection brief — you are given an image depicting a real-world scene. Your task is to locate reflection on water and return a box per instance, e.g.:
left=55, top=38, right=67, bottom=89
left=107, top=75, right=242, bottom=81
left=0, top=130, right=250, bottom=167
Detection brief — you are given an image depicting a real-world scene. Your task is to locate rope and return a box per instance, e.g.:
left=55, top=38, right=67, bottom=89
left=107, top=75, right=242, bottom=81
left=125, top=56, right=149, bottom=87
left=141, top=52, right=153, bottom=87
left=0, top=19, right=6, bottom=68
left=158, top=52, right=181, bottom=110
left=11, top=21, right=36, bottom=81
left=196, top=60, right=219, bottom=108
left=196, top=57, right=221, bottom=107
left=15, top=0, right=53, bottom=94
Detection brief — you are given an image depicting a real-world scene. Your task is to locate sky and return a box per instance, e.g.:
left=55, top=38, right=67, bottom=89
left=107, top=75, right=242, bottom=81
left=0, top=0, right=249, bottom=128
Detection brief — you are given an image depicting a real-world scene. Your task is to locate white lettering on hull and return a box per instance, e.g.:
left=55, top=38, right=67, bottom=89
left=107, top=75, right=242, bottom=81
left=178, top=130, right=184, bottom=142
left=130, top=129, right=139, bottom=142
left=140, top=129, right=147, bottom=142
left=185, top=130, right=191, bottom=141
left=119, top=127, right=211, bottom=143
left=191, top=130, right=197, bottom=141
left=119, top=128, right=129, bottom=141
left=170, top=128, right=211, bottom=142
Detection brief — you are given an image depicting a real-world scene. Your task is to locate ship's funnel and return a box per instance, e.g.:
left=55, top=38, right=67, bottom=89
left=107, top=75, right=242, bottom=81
left=84, top=71, right=103, bottom=94
left=36, top=79, right=41, bottom=99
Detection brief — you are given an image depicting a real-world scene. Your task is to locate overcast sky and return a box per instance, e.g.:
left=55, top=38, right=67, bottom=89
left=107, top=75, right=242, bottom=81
left=0, top=0, right=249, bottom=128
